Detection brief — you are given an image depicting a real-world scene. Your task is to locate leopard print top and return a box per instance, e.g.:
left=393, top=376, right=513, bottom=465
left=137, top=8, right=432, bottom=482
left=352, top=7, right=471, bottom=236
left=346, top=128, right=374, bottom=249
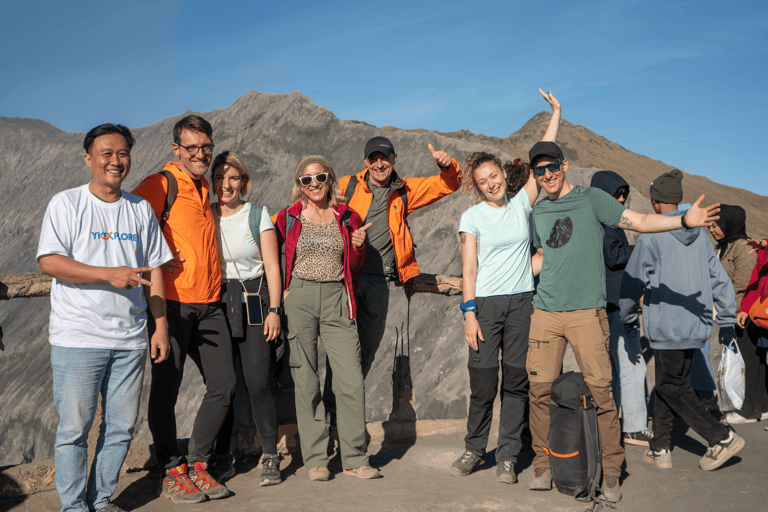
left=291, top=214, right=344, bottom=282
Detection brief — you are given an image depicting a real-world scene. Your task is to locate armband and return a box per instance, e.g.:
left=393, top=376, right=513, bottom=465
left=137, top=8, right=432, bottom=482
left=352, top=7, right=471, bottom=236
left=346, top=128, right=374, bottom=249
left=460, top=299, right=478, bottom=318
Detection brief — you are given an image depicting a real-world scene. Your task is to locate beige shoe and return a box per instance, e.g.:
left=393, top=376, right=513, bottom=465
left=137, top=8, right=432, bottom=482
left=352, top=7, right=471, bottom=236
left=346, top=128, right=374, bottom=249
left=308, top=466, right=330, bottom=481
left=342, top=465, right=381, bottom=479
left=724, top=412, right=757, bottom=424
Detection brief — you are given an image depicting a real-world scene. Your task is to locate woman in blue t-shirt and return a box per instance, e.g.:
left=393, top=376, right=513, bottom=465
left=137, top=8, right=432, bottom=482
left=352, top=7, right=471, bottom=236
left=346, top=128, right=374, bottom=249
left=450, top=90, right=560, bottom=484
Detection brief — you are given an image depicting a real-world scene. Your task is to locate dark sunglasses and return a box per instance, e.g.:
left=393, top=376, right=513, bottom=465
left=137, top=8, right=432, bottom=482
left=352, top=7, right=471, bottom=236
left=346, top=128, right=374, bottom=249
left=532, top=160, right=563, bottom=176
left=298, top=173, right=329, bottom=187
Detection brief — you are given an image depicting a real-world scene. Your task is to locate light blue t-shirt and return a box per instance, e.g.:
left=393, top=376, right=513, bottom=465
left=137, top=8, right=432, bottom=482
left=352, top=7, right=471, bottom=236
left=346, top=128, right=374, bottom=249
left=459, top=190, right=534, bottom=298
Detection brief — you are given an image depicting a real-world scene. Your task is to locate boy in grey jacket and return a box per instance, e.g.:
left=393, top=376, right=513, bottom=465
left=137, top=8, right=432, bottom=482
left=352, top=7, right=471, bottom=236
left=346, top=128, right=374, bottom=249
left=620, top=169, right=744, bottom=471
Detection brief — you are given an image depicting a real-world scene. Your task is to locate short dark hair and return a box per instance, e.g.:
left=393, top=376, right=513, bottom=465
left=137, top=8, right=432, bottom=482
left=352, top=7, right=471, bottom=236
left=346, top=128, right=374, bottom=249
left=83, top=124, right=135, bottom=153
left=173, top=115, right=213, bottom=144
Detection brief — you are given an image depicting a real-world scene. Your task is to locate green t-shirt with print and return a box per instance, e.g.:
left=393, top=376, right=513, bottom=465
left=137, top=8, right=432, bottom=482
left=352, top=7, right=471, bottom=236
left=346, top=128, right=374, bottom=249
left=532, top=186, right=626, bottom=312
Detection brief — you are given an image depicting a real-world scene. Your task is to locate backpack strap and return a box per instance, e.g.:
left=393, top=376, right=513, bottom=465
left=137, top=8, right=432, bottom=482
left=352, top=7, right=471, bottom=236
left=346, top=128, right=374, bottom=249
left=248, top=204, right=263, bottom=255
left=157, top=170, right=177, bottom=230
left=343, top=176, right=358, bottom=205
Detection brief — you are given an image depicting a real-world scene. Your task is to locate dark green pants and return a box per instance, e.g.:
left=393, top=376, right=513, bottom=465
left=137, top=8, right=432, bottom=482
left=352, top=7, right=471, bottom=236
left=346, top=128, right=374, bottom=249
left=284, top=278, right=368, bottom=470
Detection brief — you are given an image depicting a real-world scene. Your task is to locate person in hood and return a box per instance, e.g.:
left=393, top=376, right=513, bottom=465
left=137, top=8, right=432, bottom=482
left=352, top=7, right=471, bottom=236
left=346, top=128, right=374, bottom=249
left=620, top=169, right=744, bottom=472
left=590, top=171, right=652, bottom=447
left=712, top=206, right=768, bottom=424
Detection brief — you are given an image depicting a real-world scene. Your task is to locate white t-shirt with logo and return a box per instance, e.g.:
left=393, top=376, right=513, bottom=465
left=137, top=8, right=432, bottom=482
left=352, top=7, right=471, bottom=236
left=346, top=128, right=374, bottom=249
left=458, top=189, right=534, bottom=298
left=214, top=203, right=275, bottom=281
left=36, top=185, right=173, bottom=350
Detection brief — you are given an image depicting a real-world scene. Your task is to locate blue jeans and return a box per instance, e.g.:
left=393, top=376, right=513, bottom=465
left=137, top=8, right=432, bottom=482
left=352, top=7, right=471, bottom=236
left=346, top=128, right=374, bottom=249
left=51, top=346, right=145, bottom=512
left=608, top=310, right=648, bottom=433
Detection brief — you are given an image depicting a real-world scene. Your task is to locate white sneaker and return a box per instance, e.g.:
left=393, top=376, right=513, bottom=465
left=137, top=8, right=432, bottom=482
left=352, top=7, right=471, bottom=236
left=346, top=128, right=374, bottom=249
left=760, top=411, right=768, bottom=421
left=724, top=412, right=757, bottom=424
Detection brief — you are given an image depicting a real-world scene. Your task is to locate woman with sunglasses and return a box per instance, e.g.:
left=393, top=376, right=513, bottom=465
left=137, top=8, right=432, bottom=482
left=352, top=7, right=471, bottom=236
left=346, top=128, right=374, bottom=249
left=208, top=151, right=284, bottom=486
left=274, top=155, right=378, bottom=481
left=452, top=90, right=560, bottom=483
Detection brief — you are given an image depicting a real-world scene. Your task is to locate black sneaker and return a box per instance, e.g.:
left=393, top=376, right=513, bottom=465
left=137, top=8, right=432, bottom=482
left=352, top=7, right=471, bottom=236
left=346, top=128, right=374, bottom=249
left=496, top=461, right=517, bottom=484
left=209, top=454, right=236, bottom=483
left=699, top=429, right=745, bottom=471
left=450, top=450, right=484, bottom=476
left=260, top=454, right=282, bottom=486
left=623, top=429, right=654, bottom=446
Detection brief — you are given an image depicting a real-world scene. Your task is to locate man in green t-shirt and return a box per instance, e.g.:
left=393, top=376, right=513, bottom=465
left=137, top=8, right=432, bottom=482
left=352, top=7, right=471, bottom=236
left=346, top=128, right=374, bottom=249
left=525, top=141, right=720, bottom=504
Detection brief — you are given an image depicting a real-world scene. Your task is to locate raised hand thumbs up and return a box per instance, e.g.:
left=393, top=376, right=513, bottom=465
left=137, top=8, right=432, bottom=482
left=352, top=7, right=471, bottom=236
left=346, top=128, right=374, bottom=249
left=428, top=144, right=452, bottom=168
left=351, top=222, right=373, bottom=248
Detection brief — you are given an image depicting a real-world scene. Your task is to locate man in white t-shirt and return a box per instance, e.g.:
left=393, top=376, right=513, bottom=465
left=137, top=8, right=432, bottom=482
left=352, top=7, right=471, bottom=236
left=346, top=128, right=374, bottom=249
left=37, top=124, right=172, bottom=512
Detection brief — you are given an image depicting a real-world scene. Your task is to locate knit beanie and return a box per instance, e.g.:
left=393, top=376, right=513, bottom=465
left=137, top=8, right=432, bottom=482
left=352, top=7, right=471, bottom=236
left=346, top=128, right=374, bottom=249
left=649, top=169, right=684, bottom=204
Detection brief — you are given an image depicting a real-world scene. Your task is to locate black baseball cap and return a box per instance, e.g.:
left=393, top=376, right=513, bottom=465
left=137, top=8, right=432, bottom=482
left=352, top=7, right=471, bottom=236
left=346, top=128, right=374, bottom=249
left=364, top=136, right=395, bottom=159
left=529, top=141, right=564, bottom=167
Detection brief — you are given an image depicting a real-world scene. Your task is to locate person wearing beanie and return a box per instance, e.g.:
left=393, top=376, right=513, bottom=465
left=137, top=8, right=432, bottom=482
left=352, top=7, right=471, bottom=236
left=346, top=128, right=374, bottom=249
left=526, top=143, right=720, bottom=504
left=590, top=171, right=652, bottom=447
left=620, top=172, right=745, bottom=472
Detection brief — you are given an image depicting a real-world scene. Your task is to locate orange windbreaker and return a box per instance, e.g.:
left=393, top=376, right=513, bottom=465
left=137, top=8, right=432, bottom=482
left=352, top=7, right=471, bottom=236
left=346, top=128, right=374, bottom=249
left=132, top=162, right=221, bottom=304
left=338, top=158, right=461, bottom=283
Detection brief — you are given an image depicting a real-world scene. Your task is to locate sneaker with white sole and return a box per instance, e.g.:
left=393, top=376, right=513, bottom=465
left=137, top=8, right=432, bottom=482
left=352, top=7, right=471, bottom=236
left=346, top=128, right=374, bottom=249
left=724, top=412, right=757, bottom=424
left=699, top=429, right=745, bottom=471
left=623, top=429, right=654, bottom=446
left=644, top=448, right=673, bottom=469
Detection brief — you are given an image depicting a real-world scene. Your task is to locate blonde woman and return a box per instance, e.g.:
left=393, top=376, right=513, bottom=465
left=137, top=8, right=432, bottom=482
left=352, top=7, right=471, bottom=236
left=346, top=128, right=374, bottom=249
left=209, top=151, right=283, bottom=486
left=274, top=155, right=377, bottom=481
left=452, top=90, right=560, bottom=484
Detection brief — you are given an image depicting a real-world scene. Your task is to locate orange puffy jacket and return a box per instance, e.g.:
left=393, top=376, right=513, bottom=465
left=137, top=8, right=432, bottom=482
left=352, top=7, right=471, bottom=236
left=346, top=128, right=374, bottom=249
left=338, top=158, right=461, bottom=284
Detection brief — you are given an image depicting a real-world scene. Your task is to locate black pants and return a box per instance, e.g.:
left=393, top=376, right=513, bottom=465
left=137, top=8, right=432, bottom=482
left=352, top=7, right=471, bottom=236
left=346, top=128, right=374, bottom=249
left=736, top=322, right=768, bottom=419
left=147, top=300, right=236, bottom=469
left=650, top=348, right=729, bottom=452
left=465, top=293, right=532, bottom=463
left=216, top=284, right=279, bottom=456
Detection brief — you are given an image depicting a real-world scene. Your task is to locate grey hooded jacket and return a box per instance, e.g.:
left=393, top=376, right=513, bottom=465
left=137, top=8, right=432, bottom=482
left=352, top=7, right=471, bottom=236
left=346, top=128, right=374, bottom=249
left=619, top=210, right=736, bottom=350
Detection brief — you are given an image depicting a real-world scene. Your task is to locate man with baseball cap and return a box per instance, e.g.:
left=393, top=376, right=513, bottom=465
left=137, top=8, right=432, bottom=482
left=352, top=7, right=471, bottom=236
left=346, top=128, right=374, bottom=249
left=323, top=136, right=460, bottom=420
left=525, top=142, right=720, bottom=503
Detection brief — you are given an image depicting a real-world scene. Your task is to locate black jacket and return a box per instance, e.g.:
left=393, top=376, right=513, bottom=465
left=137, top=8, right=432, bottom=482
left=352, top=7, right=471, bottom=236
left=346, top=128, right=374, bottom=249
left=590, top=171, right=633, bottom=308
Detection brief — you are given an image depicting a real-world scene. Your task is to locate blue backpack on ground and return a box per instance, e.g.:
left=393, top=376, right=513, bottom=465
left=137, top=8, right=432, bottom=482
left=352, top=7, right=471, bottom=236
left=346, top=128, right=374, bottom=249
left=547, top=371, right=605, bottom=509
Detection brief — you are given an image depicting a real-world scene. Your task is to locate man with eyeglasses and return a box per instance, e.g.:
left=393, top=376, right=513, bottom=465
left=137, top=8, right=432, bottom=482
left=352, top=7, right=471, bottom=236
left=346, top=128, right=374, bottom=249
left=589, top=171, right=653, bottom=448
left=525, top=141, right=720, bottom=503
left=323, top=137, right=460, bottom=422
left=133, top=115, right=235, bottom=503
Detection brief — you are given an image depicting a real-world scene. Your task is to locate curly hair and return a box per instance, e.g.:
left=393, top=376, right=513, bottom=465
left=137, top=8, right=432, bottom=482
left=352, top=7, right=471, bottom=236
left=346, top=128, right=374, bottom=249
left=503, top=158, right=530, bottom=196
left=461, top=151, right=503, bottom=204
left=291, top=155, right=345, bottom=207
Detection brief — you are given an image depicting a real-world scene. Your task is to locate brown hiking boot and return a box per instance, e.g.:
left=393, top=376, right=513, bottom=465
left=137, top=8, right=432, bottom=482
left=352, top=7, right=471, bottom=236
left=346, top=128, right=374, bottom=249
left=528, top=467, right=552, bottom=490
left=188, top=461, right=231, bottom=499
left=157, top=463, right=206, bottom=504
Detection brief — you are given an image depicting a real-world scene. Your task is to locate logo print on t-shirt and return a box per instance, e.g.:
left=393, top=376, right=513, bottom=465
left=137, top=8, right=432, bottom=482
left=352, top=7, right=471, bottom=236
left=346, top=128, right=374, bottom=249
left=545, top=217, right=573, bottom=248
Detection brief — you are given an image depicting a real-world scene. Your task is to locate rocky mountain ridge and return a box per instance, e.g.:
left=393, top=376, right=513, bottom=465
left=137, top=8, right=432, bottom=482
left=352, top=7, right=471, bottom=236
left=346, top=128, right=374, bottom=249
left=0, top=90, right=763, bottom=466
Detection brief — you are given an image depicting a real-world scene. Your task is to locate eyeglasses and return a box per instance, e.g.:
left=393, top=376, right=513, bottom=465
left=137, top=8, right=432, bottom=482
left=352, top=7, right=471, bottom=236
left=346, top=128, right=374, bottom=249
left=177, top=143, right=215, bottom=156
left=532, top=160, right=563, bottom=176
left=298, top=173, right=329, bottom=187
left=474, top=153, right=496, bottom=166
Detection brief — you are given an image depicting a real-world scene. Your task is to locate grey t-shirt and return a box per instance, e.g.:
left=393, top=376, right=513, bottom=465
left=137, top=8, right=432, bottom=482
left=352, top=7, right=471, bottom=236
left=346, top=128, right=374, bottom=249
left=359, top=176, right=396, bottom=277
left=532, top=186, right=626, bottom=312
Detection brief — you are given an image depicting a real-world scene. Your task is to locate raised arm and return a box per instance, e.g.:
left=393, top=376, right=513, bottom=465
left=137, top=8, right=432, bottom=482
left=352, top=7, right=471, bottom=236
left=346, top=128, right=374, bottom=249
left=618, top=195, right=720, bottom=233
left=539, top=89, right=561, bottom=142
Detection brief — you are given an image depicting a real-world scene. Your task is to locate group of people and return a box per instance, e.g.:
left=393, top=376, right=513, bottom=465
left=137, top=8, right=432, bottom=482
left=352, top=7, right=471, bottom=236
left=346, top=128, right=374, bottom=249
left=35, top=89, right=766, bottom=512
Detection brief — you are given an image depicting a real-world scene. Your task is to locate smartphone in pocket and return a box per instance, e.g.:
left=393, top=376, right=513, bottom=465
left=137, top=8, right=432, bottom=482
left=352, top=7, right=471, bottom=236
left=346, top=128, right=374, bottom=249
left=245, top=293, right=264, bottom=326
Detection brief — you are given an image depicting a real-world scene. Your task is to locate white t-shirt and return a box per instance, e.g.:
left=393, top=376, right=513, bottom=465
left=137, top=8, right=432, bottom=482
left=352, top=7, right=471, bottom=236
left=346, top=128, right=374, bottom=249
left=214, top=203, right=275, bottom=280
left=36, top=185, right=173, bottom=350
left=458, top=189, right=534, bottom=298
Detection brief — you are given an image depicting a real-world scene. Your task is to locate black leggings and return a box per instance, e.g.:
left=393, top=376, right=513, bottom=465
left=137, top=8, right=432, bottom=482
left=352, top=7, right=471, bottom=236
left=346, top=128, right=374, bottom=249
left=216, top=285, right=279, bottom=456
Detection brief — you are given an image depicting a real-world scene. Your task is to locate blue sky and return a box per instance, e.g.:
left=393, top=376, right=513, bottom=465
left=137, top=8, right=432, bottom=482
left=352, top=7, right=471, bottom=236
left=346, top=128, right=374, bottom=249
left=2, top=0, right=767, bottom=194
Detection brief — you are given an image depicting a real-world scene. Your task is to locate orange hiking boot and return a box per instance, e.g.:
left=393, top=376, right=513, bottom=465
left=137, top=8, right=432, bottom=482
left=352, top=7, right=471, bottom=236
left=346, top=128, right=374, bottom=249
left=158, top=463, right=206, bottom=504
left=188, top=461, right=231, bottom=499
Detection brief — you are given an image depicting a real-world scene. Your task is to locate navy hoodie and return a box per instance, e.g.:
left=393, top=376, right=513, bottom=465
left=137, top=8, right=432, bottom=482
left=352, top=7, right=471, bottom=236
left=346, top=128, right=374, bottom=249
left=590, top=171, right=633, bottom=308
left=619, top=210, right=736, bottom=350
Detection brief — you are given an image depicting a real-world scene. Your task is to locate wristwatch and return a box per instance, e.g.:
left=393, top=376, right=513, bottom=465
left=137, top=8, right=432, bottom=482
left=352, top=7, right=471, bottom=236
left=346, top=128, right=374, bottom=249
left=268, top=307, right=283, bottom=316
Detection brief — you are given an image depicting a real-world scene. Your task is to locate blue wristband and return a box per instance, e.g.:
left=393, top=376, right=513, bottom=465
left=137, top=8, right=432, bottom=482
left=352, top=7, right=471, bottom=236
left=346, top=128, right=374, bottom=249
left=460, top=299, right=478, bottom=318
